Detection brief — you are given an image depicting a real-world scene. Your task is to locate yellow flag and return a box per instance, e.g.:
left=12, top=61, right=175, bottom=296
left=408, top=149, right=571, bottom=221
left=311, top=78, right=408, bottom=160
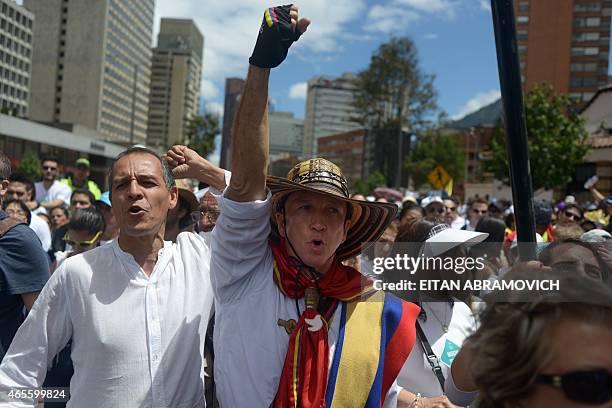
left=444, top=178, right=453, bottom=197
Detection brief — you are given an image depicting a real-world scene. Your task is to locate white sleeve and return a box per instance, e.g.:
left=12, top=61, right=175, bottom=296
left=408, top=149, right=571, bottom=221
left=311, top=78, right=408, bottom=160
left=210, top=189, right=272, bottom=304
left=0, top=265, right=73, bottom=406
left=56, top=184, right=72, bottom=206
left=445, top=366, right=479, bottom=406
left=382, top=380, right=400, bottom=408
left=30, top=216, right=51, bottom=252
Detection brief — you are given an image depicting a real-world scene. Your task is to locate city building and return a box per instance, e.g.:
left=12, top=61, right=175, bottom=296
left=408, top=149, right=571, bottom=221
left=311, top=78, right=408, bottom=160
left=515, top=0, right=611, bottom=106
left=303, top=72, right=362, bottom=157
left=0, top=0, right=34, bottom=117
left=577, top=83, right=612, bottom=196
left=269, top=111, right=304, bottom=161
left=0, top=114, right=125, bottom=188
left=219, top=77, right=245, bottom=168
left=147, top=18, right=203, bottom=153
left=317, top=129, right=365, bottom=187
left=24, top=0, right=155, bottom=145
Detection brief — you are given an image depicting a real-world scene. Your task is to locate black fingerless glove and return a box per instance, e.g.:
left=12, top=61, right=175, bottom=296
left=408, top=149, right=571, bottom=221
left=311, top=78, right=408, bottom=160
left=249, top=5, right=303, bottom=68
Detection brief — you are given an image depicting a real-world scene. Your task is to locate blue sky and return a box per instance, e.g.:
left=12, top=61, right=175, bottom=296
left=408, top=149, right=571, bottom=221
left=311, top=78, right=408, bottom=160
left=151, top=0, right=610, bottom=164
left=152, top=0, right=507, bottom=163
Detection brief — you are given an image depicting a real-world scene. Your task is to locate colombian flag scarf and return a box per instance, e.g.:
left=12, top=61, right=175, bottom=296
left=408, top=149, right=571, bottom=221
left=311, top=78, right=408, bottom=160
left=270, top=239, right=419, bottom=408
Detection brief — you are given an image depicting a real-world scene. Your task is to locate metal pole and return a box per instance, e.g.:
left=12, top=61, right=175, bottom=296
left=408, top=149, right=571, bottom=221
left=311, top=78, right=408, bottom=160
left=491, top=0, right=537, bottom=261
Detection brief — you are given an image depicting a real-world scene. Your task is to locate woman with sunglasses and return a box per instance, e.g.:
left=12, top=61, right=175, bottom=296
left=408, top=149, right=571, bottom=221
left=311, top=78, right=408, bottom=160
left=447, top=269, right=612, bottom=407
left=51, top=207, right=104, bottom=272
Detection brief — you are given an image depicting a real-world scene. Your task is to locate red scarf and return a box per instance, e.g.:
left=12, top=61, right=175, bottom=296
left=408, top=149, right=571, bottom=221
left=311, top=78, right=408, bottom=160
left=270, top=239, right=374, bottom=408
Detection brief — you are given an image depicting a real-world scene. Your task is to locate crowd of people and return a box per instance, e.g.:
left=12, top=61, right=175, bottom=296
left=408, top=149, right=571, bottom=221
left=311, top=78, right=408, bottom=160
left=0, top=5, right=611, bottom=408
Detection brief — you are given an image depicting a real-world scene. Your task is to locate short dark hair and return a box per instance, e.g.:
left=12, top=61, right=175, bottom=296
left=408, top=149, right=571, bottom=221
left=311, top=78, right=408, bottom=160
left=470, top=197, right=489, bottom=208
left=565, top=203, right=583, bottom=217
left=399, top=201, right=424, bottom=220
left=50, top=206, right=69, bottom=218
left=8, top=173, right=34, bottom=191
left=2, top=198, right=31, bottom=224
left=68, top=207, right=105, bottom=235
left=70, top=188, right=96, bottom=207
left=108, top=146, right=175, bottom=201
left=40, top=156, right=59, bottom=166
left=0, top=151, right=11, bottom=181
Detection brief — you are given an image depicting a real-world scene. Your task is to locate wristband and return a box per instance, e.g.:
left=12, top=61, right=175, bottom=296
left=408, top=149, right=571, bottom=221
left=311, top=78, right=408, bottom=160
left=249, top=5, right=303, bottom=68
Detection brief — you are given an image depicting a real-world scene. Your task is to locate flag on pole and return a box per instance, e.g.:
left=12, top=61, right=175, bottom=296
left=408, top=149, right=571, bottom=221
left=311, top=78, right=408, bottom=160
left=444, top=178, right=453, bottom=197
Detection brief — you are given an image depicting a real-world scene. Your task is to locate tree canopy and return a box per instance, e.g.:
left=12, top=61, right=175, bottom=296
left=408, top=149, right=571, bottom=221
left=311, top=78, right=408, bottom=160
left=486, top=83, right=590, bottom=190
left=183, top=113, right=219, bottom=160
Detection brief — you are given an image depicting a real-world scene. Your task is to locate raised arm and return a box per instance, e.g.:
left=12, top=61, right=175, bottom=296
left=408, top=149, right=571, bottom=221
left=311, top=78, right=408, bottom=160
left=226, top=66, right=271, bottom=202
left=226, top=4, right=309, bottom=203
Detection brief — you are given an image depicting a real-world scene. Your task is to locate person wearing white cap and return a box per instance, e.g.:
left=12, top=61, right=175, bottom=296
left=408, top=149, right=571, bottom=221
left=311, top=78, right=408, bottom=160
left=391, top=220, right=488, bottom=406
left=422, top=195, right=445, bottom=223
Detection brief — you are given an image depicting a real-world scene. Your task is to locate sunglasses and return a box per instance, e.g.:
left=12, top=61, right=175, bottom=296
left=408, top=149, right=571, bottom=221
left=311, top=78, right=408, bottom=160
left=537, top=369, right=612, bottom=404
left=564, top=210, right=582, bottom=221
left=426, top=207, right=445, bottom=214
left=42, top=166, right=58, bottom=171
left=63, top=231, right=102, bottom=248
left=192, top=209, right=220, bottom=223
left=446, top=206, right=457, bottom=212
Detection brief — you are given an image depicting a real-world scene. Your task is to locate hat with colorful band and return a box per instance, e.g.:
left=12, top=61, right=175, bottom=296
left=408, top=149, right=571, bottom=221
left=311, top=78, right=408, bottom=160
left=267, top=158, right=397, bottom=261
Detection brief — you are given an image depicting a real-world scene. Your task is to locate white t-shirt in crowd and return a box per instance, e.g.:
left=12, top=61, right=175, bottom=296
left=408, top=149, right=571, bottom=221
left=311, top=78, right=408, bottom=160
left=450, top=216, right=465, bottom=230
left=210, top=190, right=400, bottom=408
left=34, top=180, right=72, bottom=207
left=397, top=300, right=476, bottom=397
left=28, top=213, right=51, bottom=252
left=0, top=233, right=214, bottom=407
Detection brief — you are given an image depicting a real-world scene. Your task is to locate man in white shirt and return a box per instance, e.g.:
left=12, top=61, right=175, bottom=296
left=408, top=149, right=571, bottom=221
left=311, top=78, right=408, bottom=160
left=6, top=174, right=52, bottom=251
left=0, top=146, right=226, bottom=407
left=34, top=157, right=72, bottom=210
left=166, top=6, right=420, bottom=407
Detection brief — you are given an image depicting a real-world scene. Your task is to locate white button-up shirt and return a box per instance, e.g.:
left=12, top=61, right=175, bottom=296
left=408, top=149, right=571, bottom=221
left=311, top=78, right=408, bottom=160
left=0, top=233, right=214, bottom=407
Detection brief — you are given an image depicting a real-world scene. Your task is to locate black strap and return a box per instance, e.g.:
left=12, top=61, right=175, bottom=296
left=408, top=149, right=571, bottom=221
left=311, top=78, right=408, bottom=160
left=416, top=321, right=446, bottom=391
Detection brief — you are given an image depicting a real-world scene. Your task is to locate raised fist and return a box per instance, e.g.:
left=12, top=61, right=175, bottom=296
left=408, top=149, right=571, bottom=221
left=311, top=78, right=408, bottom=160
left=249, top=4, right=310, bottom=68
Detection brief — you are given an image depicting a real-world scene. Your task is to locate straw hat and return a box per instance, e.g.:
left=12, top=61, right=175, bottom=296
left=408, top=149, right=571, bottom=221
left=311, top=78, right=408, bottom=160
left=267, top=158, right=397, bottom=261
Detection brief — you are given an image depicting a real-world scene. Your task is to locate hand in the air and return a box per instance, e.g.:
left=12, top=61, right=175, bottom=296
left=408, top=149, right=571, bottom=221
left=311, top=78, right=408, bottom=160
left=164, top=145, right=208, bottom=180
left=249, top=4, right=311, bottom=68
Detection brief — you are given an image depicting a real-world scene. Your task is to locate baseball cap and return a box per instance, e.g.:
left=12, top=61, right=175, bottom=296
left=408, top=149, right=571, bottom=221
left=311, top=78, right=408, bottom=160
left=421, top=195, right=444, bottom=208
left=76, top=158, right=90, bottom=168
left=96, top=191, right=111, bottom=207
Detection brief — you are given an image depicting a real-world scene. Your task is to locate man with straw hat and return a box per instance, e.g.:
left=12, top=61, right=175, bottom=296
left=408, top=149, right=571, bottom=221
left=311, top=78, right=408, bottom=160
left=165, top=4, right=420, bottom=407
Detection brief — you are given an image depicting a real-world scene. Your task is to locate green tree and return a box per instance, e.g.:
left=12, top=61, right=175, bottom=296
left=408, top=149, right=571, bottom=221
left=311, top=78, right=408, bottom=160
left=183, top=113, right=219, bottom=160
left=405, top=130, right=465, bottom=189
left=15, top=151, right=41, bottom=180
left=352, top=37, right=439, bottom=131
left=352, top=171, right=387, bottom=194
left=485, top=83, right=590, bottom=190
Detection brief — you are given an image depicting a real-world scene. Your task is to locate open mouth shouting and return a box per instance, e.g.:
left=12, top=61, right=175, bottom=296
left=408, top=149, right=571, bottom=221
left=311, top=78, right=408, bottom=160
left=128, top=204, right=146, bottom=216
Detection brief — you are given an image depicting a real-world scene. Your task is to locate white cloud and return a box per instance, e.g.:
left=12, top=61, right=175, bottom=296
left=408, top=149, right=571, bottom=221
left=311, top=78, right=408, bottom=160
left=395, top=0, right=456, bottom=13
left=478, top=0, right=491, bottom=11
left=452, top=89, right=501, bottom=120
left=364, top=0, right=456, bottom=33
left=289, top=82, right=308, bottom=100
left=154, top=1, right=367, bottom=83
left=200, top=79, right=219, bottom=99
left=205, top=102, right=224, bottom=117
left=364, top=5, right=419, bottom=33
left=424, top=33, right=439, bottom=40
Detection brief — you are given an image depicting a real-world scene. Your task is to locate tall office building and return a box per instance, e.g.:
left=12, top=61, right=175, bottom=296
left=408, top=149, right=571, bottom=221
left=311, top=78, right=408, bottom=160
left=515, top=0, right=611, bottom=106
left=268, top=111, right=304, bottom=161
left=0, top=0, right=34, bottom=117
left=24, top=0, right=155, bottom=145
left=303, top=72, right=361, bottom=157
left=220, top=77, right=245, bottom=169
left=147, top=18, right=203, bottom=152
